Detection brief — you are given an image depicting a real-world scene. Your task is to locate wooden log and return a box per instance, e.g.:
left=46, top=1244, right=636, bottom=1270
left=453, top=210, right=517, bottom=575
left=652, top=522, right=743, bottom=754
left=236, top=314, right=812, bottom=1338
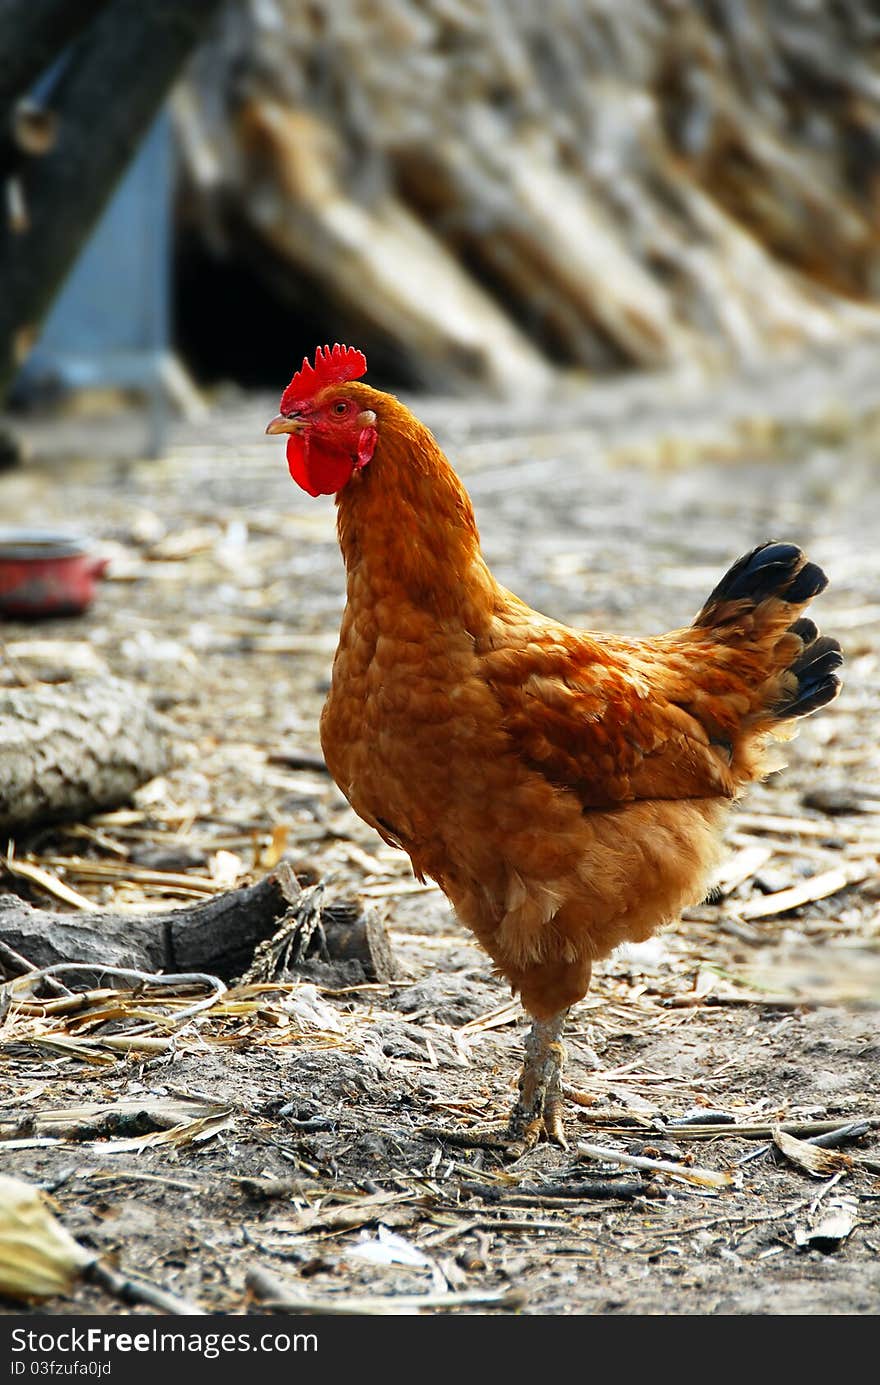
left=0, top=864, right=399, bottom=984
left=0, top=891, right=167, bottom=975
left=657, top=6, right=880, bottom=298
left=242, top=887, right=399, bottom=986
left=0, top=0, right=226, bottom=399
left=177, top=0, right=880, bottom=385
left=171, top=867, right=304, bottom=979
left=320, top=902, right=398, bottom=985
left=0, top=864, right=299, bottom=978
left=0, top=677, right=172, bottom=835
left=397, top=126, right=693, bottom=370
left=230, top=101, right=554, bottom=397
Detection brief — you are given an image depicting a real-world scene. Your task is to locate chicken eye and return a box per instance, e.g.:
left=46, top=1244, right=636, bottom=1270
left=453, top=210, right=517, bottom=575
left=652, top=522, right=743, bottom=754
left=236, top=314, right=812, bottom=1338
left=333, top=401, right=349, bottom=415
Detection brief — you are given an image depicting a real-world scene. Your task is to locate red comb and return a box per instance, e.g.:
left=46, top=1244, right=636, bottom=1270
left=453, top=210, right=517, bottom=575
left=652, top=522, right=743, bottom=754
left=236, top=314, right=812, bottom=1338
left=280, top=343, right=367, bottom=412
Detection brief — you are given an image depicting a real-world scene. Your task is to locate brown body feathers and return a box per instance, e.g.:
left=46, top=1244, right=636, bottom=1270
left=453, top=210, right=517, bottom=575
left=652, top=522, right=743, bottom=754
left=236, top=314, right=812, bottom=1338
left=319, top=385, right=841, bottom=1021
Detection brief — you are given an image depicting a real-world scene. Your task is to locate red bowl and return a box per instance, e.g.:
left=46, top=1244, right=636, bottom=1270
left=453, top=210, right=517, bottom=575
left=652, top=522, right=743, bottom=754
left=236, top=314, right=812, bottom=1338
left=0, top=532, right=109, bottom=617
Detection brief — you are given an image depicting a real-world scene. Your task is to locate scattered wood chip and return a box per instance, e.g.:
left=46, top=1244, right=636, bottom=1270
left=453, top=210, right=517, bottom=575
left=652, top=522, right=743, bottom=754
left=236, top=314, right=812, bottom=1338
left=576, top=1140, right=739, bottom=1189
left=95, top=1107, right=235, bottom=1154
left=0, top=1102, right=234, bottom=1154
left=732, top=812, right=842, bottom=839
left=773, top=1126, right=855, bottom=1177
left=802, top=783, right=880, bottom=815
left=794, top=1196, right=859, bottom=1252
left=246, top=1265, right=524, bottom=1314
left=738, top=865, right=868, bottom=920
left=85, top=1259, right=206, bottom=1316
left=0, top=1096, right=229, bottom=1143
left=233, top=1175, right=318, bottom=1201
left=460, top=999, right=521, bottom=1033
left=270, top=1191, right=412, bottom=1235
left=464, top=1178, right=650, bottom=1204
left=710, top=844, right=774, bottom=896
left=656, top=1117, right=879, bottom=1143
left=267, top=748, right=328, bottom=773
left=2, top=640, right=106, bottom=675
left=0, top=853, right=96, bottom=912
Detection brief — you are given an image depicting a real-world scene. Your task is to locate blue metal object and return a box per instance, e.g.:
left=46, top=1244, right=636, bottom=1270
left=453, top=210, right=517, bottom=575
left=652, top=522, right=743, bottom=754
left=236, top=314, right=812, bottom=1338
left=15, top=112, right=174, bottom=456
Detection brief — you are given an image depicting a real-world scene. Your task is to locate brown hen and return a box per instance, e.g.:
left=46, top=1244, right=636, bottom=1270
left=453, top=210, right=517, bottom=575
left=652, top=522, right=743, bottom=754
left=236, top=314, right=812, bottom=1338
left=268, top=346, right=842, bottom=1146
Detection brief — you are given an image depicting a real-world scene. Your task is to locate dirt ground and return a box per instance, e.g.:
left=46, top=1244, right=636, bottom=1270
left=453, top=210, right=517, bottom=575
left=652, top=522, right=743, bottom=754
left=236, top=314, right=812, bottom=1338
left=1, top=345, right=879, bottom=1316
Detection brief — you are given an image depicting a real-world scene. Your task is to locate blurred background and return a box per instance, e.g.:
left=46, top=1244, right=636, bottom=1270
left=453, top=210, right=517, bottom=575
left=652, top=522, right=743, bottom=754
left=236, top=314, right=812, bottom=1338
left=1, top=7, right=879, bottom=1312
left=2, top=0, right=880, bottom=452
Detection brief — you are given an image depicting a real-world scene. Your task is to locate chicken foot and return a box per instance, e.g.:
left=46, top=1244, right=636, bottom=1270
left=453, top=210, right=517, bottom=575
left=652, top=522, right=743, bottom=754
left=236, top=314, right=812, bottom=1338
left=420, top=1011, right=569, bottom=1154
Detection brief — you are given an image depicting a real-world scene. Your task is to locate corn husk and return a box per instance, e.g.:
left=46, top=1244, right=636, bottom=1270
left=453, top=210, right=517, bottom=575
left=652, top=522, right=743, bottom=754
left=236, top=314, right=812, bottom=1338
left=0, top=1175, right=94, bottom=1301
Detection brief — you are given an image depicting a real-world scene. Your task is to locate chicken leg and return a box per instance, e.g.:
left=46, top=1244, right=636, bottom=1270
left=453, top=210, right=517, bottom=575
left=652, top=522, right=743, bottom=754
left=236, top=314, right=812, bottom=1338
left=507, top=1011, right=568, bottom=1147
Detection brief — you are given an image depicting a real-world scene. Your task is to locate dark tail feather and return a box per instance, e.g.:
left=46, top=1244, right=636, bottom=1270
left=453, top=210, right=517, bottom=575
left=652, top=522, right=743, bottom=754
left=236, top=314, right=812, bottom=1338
left=694, top=541, right=827, bottom=626
left=787, top=616, right=818, bottom=645
left=779, top=633, right=843, bottom=719
left=695, top=541, right=842, bottom=723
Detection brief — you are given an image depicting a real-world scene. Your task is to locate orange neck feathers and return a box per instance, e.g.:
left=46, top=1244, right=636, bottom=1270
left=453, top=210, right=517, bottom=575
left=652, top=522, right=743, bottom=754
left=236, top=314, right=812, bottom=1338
left=335, top=391, right=492, bottom=622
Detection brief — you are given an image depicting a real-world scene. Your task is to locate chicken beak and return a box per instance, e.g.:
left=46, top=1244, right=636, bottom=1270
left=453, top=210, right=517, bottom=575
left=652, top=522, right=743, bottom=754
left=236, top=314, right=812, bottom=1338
left=266, top=413, right=306, bottom=436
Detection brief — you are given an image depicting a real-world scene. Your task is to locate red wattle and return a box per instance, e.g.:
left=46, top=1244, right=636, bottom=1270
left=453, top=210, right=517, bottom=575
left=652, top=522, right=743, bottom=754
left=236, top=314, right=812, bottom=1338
left=286, top=435, right=354, bottom=497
